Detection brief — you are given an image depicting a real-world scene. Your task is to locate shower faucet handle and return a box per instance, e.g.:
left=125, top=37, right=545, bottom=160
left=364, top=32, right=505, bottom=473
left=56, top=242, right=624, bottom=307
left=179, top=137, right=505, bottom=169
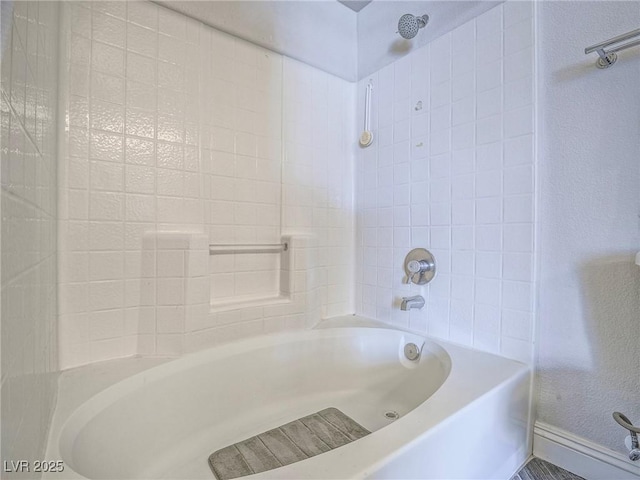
left=404, top=248, right=436, bottom=285
left=405, top=260, right=429, bottom=284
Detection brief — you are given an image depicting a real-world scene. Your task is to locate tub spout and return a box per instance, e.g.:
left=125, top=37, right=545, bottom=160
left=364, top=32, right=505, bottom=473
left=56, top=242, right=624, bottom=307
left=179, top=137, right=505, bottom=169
left=400, top=295, right=425, bottom=311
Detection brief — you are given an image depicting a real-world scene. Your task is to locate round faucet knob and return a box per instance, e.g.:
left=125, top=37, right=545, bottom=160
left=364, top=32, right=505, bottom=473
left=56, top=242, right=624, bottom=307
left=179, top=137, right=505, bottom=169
left=408, top=259, right=429, bottom=274
left=630, top=448, right=640, bottom=462
left=407, top=260, right=420, bottom=274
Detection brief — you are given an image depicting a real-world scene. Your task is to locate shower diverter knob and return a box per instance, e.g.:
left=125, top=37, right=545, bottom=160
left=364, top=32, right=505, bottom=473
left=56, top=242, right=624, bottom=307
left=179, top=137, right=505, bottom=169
left=407, top=260, right=430, bottom=275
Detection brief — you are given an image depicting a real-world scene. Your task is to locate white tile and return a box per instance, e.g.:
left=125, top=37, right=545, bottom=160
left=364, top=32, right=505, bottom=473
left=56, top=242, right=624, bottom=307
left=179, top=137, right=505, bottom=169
left=501, top=308, right=533, bottom=342
left=476, top=5, right=502, bottom=40
left=430, top=33, right=451, bottom=85
left=504, top=48, right=533, bottom=83
left=128, top=2, right=158, bottom=30
left=430, top=227, right=450, bottom=249
left=476, top=58, right=502, bottom=93
left=475, top=225, right=502, bottom=251
left=452, top=47, right=475, bottom=79
left=394, top=119, right=411, bottom=143
left=476, top=28, right=502, bottom=64
left=430, top=131, right=451, bottom=156
left=89, top=252, right=124, bottom=281
left=502, top=280, right=533, bottom=311
left=452, top=174, right=474, bottom=199
left=430, top=104, right=451, bottom=132
left=504, top=165, right=533, bottom=195
left=452, top=122, right=475, bottom=151
left=504, top=1, right=533, bottom=27
left=504, top=134, right=533, bottom=167
left=476, top=251, right=502, bottom=279
left=504, top=194, right=533, bottom=223
left=504, top=105, right=533, bottom=138
left=158, top=6, right=187, bottom=39
left=452, top=226, right=474, bottom=250
left=476, top=87, right=502, bottom=119
left=475, top=278, right=501, bottom=307
left=476, top=197, right=502, bottom=224
left=452, top=148, right=474, bottom=175
left=431, top=80, right=451, bottom=109
left=452, top=198, right=474, bottom=225
left=411, top=113, right=429, bottom=138
left=503, top=224, right=533, bottom=252
left=89, top=192, right=124, bottom=220
left=452, top=250, right=474, bottom=275
left=157, top=278, right=185, bottom=306
left=429, top=202, right=450, bottom=226
left=452, top=96, right=475, bottom=126
left=452, top=20, right=475, bottom=55
left=504, top=77, right=533, bottom=111
left=93, top=12, right=126, bottom=48
left=476, top=114, right=502, bottom=145
left=90, top=160, right=123, bottom=192
left=452, top=71, right=474, bottom=101
left=157, top=250, right=185, bottom=277
left=503, top=252, right=532, bottom=282
left=89, top=280, right=124, bottom=311
left=476, top=141, right=502, bottom=171
left=474, top=328, right=501, bottom=354
left=475, top=169, right=502, bottom=198
left=450, top=299, right=472, bottom=337
left=430, top=180, right=450, bottom=203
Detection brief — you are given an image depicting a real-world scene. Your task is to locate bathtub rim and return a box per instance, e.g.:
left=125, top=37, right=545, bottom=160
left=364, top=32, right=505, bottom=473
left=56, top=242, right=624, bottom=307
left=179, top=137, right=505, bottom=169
left=46, top=320, right=530, bottom=480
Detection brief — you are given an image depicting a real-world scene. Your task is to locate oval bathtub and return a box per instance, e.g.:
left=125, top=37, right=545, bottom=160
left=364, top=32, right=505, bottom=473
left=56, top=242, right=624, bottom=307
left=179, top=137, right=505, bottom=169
left=47, top=326, right=531, bottom=479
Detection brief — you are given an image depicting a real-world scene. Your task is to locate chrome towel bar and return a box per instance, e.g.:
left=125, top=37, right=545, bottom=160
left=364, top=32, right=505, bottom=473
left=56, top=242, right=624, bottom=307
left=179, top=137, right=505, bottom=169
left=585, top=28, right=640, bottom=68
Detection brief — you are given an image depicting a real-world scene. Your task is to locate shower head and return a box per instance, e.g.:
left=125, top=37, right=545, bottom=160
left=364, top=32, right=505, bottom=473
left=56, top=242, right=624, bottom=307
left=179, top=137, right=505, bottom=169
left=397, top=14, right=429, bottom=40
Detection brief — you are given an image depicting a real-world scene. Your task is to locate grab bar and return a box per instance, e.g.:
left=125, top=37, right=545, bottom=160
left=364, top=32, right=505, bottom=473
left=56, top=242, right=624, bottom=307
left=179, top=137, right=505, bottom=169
left=209, top=242, right=288, bottom=254
left=585, top=28, right=640, bottom=68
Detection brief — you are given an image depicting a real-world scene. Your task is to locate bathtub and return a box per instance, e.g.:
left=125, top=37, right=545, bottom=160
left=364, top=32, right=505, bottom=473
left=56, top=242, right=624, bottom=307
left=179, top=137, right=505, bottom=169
left=45, top=322, right=531, bottom=479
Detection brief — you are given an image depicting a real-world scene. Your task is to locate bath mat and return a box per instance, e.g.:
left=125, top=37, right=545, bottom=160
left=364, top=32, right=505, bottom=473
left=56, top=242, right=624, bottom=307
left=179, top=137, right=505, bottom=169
left=208, top=407, right=370, bottom=480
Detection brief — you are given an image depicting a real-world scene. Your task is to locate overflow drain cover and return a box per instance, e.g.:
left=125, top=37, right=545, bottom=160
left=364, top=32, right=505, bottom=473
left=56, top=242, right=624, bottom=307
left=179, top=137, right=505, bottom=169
left=384, top=411, right=399, bottom=420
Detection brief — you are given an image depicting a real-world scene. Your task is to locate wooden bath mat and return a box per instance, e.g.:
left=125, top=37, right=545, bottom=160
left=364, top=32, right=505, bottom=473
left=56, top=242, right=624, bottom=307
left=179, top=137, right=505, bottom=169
left=208, top=407, right=370, bottom=480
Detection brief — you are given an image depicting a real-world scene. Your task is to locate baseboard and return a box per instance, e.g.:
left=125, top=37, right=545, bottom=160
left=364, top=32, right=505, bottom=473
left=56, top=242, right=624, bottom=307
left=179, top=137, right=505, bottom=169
left=533, top=421, right=640, bottom=479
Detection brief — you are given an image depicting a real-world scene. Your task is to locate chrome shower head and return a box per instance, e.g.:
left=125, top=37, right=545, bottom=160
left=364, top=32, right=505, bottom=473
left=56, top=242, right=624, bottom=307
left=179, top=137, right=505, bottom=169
left=397, top=14, right=429, bottom=40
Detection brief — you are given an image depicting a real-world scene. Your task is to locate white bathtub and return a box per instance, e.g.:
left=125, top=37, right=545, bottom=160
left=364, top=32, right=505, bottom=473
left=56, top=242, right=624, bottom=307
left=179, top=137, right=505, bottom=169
left=46, top=322, right=531, bottom=479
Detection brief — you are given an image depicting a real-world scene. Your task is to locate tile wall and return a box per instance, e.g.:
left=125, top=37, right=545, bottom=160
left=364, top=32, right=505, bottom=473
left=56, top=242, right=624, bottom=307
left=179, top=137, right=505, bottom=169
left=282, top=58, right=355, bottom=321
left=0, top=1, right=60, bottom=472
left=355, top=2, right=536, bottom=364
left=58, top=1, right=354, bottom=368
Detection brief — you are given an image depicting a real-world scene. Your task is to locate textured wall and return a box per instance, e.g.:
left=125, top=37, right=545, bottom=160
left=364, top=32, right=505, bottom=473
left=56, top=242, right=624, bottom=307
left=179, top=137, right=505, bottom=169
left=58, top=1, right=354, bottom=369
left=536, top=1, right=640, bottom=457
left=0, top=1, right=59, bottom=473
left=355, top=2, right=536, bottom=364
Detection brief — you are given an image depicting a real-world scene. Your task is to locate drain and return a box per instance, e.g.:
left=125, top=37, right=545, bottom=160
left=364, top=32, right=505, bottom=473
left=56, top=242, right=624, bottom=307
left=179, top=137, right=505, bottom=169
left=384, top=411, right=399, bottom=420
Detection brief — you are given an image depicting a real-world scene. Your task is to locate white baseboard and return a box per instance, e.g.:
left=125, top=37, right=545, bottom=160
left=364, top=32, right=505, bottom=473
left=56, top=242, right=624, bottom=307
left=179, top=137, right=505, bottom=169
left=533, top=421, right=640, bottom=479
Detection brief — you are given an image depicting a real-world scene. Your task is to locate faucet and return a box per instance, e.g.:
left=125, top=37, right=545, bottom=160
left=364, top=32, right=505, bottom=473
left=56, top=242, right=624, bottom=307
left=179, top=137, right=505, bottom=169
left=613, top=412, right=640, bottom=461
left=400, top=295, right=425, bottom=311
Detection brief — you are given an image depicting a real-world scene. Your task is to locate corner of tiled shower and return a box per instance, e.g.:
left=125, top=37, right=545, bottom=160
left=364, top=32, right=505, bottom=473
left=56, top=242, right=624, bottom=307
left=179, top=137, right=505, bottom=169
left=55, top=1, right=356, bottom=370
left=1, top=0, right=61, bottom=468
left=354, top=1, right=536, bottom=366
